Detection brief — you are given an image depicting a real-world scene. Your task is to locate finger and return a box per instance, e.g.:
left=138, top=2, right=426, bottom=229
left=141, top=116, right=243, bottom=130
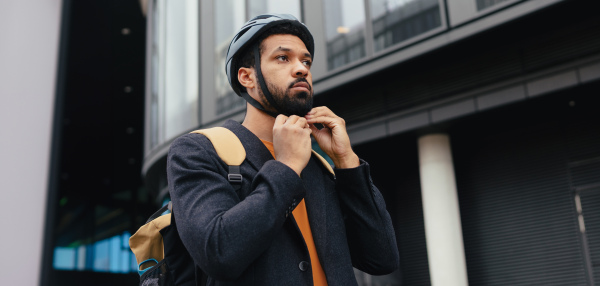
left=275, top=114, right=288, bottom=126
left=285, top=115, right=300, bottom=125
left=306, top=112, right=336, bottom=125
left=308, top=123, right=320, bottom=134
left=309, top=123, right=331, bottom=144
left=307, top=106, right=337, bottom=118
left=296, top=117, right=308, bottom=128
left=312, top=122, right=325, bottom=130
left=306, top=115, right=338, bottom=127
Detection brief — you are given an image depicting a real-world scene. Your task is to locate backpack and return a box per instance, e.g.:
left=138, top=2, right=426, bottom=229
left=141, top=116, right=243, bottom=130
left=129, top=127, right=334, bottom=286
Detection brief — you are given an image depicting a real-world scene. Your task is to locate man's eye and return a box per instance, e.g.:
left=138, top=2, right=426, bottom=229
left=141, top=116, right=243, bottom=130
left=303, top=60, right=312, bottom=67
left=276, top=55, right=288, bottom=61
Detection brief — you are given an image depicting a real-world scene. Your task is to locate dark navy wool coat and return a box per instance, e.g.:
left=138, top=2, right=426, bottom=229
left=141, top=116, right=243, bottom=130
left=167, top=120, right=399, bottom=286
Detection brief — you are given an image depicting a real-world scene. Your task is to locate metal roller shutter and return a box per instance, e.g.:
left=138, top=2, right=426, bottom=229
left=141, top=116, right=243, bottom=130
left=452, top=91, right=599, bottom=285
left=568, top=113, right=600, bottom=285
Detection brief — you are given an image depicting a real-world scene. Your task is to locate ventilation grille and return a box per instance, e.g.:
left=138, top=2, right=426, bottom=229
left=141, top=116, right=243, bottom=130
left=454, top=117, right=589, bottom=285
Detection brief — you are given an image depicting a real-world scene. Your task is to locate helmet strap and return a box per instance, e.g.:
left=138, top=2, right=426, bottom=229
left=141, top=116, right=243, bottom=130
left=253, top=43, right=285, bottom=118
left=240, top=91, right=278, bottom=118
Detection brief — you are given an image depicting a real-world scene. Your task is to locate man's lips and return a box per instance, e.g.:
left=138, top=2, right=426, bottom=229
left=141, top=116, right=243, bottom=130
left=291, top=82, right=311, bottom=91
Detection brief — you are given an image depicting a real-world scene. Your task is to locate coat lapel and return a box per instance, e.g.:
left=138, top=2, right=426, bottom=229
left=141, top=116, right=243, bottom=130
left=302, top=156, right=328, bottom=258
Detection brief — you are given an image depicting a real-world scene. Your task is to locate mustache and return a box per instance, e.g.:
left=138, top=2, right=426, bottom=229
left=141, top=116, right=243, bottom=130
left=288, top=78, right=312, bottom=91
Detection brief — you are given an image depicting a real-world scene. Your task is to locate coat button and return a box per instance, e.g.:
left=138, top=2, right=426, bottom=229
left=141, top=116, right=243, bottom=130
left=299, top=261, right=309, bottom=272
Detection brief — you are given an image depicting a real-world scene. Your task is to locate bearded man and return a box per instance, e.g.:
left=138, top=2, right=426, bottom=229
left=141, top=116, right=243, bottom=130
left=167, top=14, right=399, bottom=286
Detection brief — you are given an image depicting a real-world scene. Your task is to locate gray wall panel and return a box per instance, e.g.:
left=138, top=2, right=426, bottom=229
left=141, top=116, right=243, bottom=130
left=349, top=122, right=387, bottom=145
left=527, top=70, right=578, bottom=97
left=431, top=99, right=476, bottom=123
left=476, top=85, right=526, bottom=110
left=579, top=61, right=600, bottom=83
left=388, top=112, right=430, bottom=135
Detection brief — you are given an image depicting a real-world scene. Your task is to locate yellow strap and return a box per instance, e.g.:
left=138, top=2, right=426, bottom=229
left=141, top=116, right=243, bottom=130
left=191, top=127, right=333, bottom=174
left=190, top=127, right=246, bottom=166
left=311, top=150, right=335, bottom=175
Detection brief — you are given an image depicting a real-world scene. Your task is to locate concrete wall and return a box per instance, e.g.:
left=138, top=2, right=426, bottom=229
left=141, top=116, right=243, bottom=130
left=0, top=0, right=63, bottom=284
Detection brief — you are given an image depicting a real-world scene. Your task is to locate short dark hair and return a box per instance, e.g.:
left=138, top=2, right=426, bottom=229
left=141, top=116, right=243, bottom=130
left=234, top=22, right=312, bottom=92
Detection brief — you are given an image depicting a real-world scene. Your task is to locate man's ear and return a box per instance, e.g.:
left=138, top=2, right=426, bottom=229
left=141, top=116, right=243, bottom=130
left=238, top=67, right=255, bottom=90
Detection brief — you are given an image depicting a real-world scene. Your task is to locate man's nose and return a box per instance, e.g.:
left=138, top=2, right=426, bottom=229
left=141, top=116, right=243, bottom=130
left=293, top=61, right=309, bottom=77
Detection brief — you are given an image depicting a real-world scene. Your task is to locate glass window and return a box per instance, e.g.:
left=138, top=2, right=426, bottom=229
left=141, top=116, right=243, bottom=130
left=476, top=0, right=509, bottom=11
left=164, top=0, right=199, bottom=139
left=214, top=0, right=247, bottom=115
left=323, top=0, right=367, bottom=70
left=149, top=0, right=200, bottom=148
left=53, top=231, right=137, bottom=273
left=369, top=0, right=442, bottom=52
left=248, top=0, right=301, bottom=19
left=149, top=0, right=161, bottom=149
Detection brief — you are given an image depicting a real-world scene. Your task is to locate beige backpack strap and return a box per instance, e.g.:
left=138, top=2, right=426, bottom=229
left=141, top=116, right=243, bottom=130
left=191, top=127, right=245, bottom=165
left=190, top=127, right=333, bottom=179
left=311, top=150, right=335, bottom=176
left=191, top=127, right=246, bottom=189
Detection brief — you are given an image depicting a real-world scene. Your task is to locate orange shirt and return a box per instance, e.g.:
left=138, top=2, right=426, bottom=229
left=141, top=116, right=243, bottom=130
left=261, top=139, right=328, bottom=286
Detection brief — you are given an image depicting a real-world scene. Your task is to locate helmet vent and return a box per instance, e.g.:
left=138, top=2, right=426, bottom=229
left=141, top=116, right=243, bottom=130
left=254, top=15, right=272, bottom=20
left=235, top=27, right=251, bottom=41
left=243, top=21, right=256, bottom=27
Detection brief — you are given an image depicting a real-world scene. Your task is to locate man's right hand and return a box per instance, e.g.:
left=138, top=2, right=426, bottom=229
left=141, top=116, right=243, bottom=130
left=273, top=114, right=312, bottom=176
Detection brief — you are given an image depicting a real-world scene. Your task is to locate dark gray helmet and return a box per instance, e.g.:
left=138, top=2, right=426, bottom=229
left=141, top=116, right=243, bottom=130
left=225, top=13, right=314, bottom=117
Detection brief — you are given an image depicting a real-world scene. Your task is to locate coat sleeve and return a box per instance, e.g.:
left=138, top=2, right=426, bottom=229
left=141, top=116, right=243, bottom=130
left=167, top=134, right=305, bottom=281
left=335, top=159, right=400, bottom=275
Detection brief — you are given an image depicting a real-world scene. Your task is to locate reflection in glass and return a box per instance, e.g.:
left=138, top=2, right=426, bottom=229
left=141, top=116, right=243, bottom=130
left=323, top=0, right=367, bottom=70
left=150, top=0, right=161, bottom=148
left=369, top=0, right=442, bottom=52
left=214, top=0, right=247, bottom=115
left=53, top=232, right=137, bottom=273
left=149, top=0, right=199, bottom=147
left=164, top=0, right=199, bottom=139
left=476, top=0, right=509, bottom=11
left=249, top=0, right=301, bottom=19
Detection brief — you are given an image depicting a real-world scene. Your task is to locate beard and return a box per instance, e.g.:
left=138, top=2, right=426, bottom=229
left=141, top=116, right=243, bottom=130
left=259, top=78, right=314, bottom=116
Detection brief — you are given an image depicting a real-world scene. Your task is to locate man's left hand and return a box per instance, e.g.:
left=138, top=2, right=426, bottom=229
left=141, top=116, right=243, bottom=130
left=306, top=107, right=359, bottom=169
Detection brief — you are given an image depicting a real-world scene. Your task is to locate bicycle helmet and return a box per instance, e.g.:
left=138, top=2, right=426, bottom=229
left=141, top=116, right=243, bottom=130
left=225, top=14, right=315, bottom=117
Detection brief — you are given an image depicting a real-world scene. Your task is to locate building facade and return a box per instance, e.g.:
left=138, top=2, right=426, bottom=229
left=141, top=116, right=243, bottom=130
left=143, top=0, right=600, bottom=284
left=6, top=0, right=599, bottom=285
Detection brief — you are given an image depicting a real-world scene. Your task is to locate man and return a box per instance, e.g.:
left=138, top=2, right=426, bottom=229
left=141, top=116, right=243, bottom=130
left=167, top=14, right=399, bottom=286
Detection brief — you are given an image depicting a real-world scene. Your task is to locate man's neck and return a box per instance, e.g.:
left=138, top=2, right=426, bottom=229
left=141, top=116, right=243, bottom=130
left=241, top=103, right=276, bottom=142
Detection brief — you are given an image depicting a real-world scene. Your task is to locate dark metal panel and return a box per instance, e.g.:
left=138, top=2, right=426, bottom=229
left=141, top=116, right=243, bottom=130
left=44, top=0, right=148, bottom=283
left=451, top=91, right=598, bottom=285
left=568, top=105, right=600, bottom=285
left=354, top=134, right=431, bottom=285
